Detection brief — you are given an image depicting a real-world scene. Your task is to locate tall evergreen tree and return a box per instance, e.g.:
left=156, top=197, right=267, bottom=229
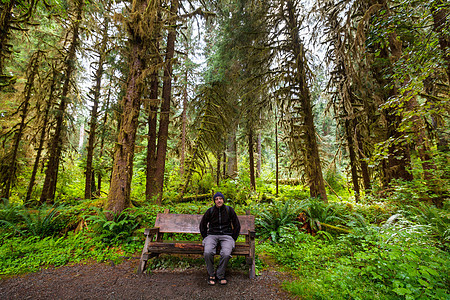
left=40, top=0, right=85, bottom=203
left=107, top=0, right=160, bottom=214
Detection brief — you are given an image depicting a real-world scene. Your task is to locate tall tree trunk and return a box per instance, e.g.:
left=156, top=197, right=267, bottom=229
left=145, top=4, right=162, bottom=202
left=85, top=12, right=110, bottom=199
left=257, top=132, right=262, bottom=177
left=40, top=0, right=84, bottom=204
left=107, top=0, right=152, bottom=214
left=364, top=0, right=412, bottom=186
left=152, top=0, right=178, bottom=203
left=216, top=150, right=221, bottom=185
left=286, top=0, right=327, bottom=201
left=180, top=67, right=188, bottom=176
left=227, top=128, right=238, bottom=178
left=275, top=112, right=279, bottom=196
left=222, top=150, right=226, bottom=178
left=345, top=119, right=360, bottom=202
left=25, top=67, right=57, bottom=204
left=3, top=51, right=41, bottom=199
left=145, top=72, right=159, bottom=201
left=0, top=0, right=14, bottom=75
left=145, top=74, right=159, bottom=201
left=248, top=129, right=256, bottom=190
left=431, top=0, right=450, bottom=81
left=96, top=85, right=111, bottom=197
left=356, top=131, right=371, bottom=191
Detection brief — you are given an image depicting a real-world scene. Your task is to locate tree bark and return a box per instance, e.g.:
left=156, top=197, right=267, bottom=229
left=275, top=112, right=279, bottom=196
left=107, top=0, right=151, bottom=214
left=96, top=85, right=111, bottom=197
left=368, top=0, right=412, bottom=185
left=286, top=0, right=327, bottom=201
left=345, top=119, right=360, bottom=202
left=85, top=12, right=110, bottom=199
left=145, top=71, right=159, bottom=201
left=226, top=129, right=238, bottom=178
left=257, top=132, right=262, bottom=178
left=431, top=0, right=450, bottom=81
left=249, top=129, right=256, bottom=190
left=3, top=51, right=41, bottom=199
left=25, top=66, right=57, bottom=204
left=145, top=4, right=162, bottom=202
left=40, top=0, right=84, bottom=204
left=153, top=0, right=179, bottom=203
left=216, top=150, right=221, bottom=185
left=0, top=0, right=15, bottom=75
left=180, top=67, right=188, bottom=177
left=356, top=131, right=371, bottom=191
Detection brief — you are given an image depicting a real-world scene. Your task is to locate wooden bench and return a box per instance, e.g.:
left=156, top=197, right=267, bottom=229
left=137, top=211, right=256, bottom=279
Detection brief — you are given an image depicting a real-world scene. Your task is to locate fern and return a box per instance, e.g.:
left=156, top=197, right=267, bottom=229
left=256, top=199, right=302, bottom=243
left=85, top=207, right=141, bottom=245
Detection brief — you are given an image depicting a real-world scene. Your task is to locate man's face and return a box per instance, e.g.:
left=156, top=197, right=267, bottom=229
left=214, top=196, right=224, bottom=208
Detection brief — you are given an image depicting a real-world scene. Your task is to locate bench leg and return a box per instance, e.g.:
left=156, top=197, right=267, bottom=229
left=246, top=256, right=256, bottom=279
left=137, top=235, right=152, bottom=274
left=137, top=253, right=149, bottom=274
left=249, top=257, right=256, bottom=279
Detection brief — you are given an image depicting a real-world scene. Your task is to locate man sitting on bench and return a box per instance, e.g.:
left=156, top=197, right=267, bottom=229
left=199, top=192, right=241, bottom=286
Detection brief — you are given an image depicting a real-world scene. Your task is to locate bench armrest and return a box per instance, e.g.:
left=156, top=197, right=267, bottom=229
left=144, top=227, right=160, bottom=237
left=144, top=227, right=161, bottom=242
left=248, top=230, right=256, bottom=239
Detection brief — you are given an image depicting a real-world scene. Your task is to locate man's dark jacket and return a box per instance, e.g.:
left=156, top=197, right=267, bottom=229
left=199, top=205, right=241, bottom=241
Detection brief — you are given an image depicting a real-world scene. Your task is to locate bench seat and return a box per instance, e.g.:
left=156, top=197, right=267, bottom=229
left=137, top=212, right=256, bottom=279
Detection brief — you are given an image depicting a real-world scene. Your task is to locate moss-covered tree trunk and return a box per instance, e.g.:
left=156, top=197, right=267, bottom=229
left=25, top=66, right=56, bottom=204
left=257, top=132, right=262, bottom=178
left=249, top=129, right=256, bottom=190
left=107, top=0, right=154, bottom=214
left=227, top=128, right=238, bottom=178
left=153, top=0, right=179, bottom=203
left=96, top=86, right=111, bottom=197
left=431, top=0, right=450, bottom=81
left=286, top=0, right=327, bottom=201
left=345, top=119, right=360, bottom=202
left=0, top=0, right=14, bottom=76
left=145, top=70, right=159, bottom=201
left=275, top=112, right=279, bottom=196
left=180, top=67, right=188, bottom=177
left=2, top=51, right=41, bottom=199
left=145, top=2, right=162, bottom=202
left=40, top=0, right=84, bottom=204
left=369, top=0, right=412, bottom=185
left=85, top=10, right=110, bottom=199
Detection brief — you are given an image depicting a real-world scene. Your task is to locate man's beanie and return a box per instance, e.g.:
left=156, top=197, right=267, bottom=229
left=213, top=192, right=225, bottom=201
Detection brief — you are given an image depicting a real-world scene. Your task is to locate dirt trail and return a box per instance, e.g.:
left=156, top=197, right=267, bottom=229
left=0, top=258, right=295, bottom=299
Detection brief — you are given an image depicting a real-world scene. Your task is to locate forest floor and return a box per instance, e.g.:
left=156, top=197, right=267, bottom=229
left=0, top=255, right=297, bottom=300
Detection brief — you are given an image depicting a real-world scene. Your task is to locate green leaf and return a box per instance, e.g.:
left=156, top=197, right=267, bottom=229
left=393, top=287, right=411, bottom=296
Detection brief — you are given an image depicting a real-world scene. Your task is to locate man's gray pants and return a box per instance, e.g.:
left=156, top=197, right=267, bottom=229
left=202, top=235, right=235, bottom=279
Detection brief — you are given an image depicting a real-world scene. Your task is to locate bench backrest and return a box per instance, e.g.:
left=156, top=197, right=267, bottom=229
left=154, top=213, right=255, bottom=235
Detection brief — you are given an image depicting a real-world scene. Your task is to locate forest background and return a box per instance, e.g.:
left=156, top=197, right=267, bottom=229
left=0, top=0, right=449, bottom=299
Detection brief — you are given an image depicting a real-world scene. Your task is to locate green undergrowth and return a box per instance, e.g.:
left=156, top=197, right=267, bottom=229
left=259, top=225, right=449, bottom=300
left=0, top=232, right=142, bottom=277
left=1, top=187, right=449, bottom=300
